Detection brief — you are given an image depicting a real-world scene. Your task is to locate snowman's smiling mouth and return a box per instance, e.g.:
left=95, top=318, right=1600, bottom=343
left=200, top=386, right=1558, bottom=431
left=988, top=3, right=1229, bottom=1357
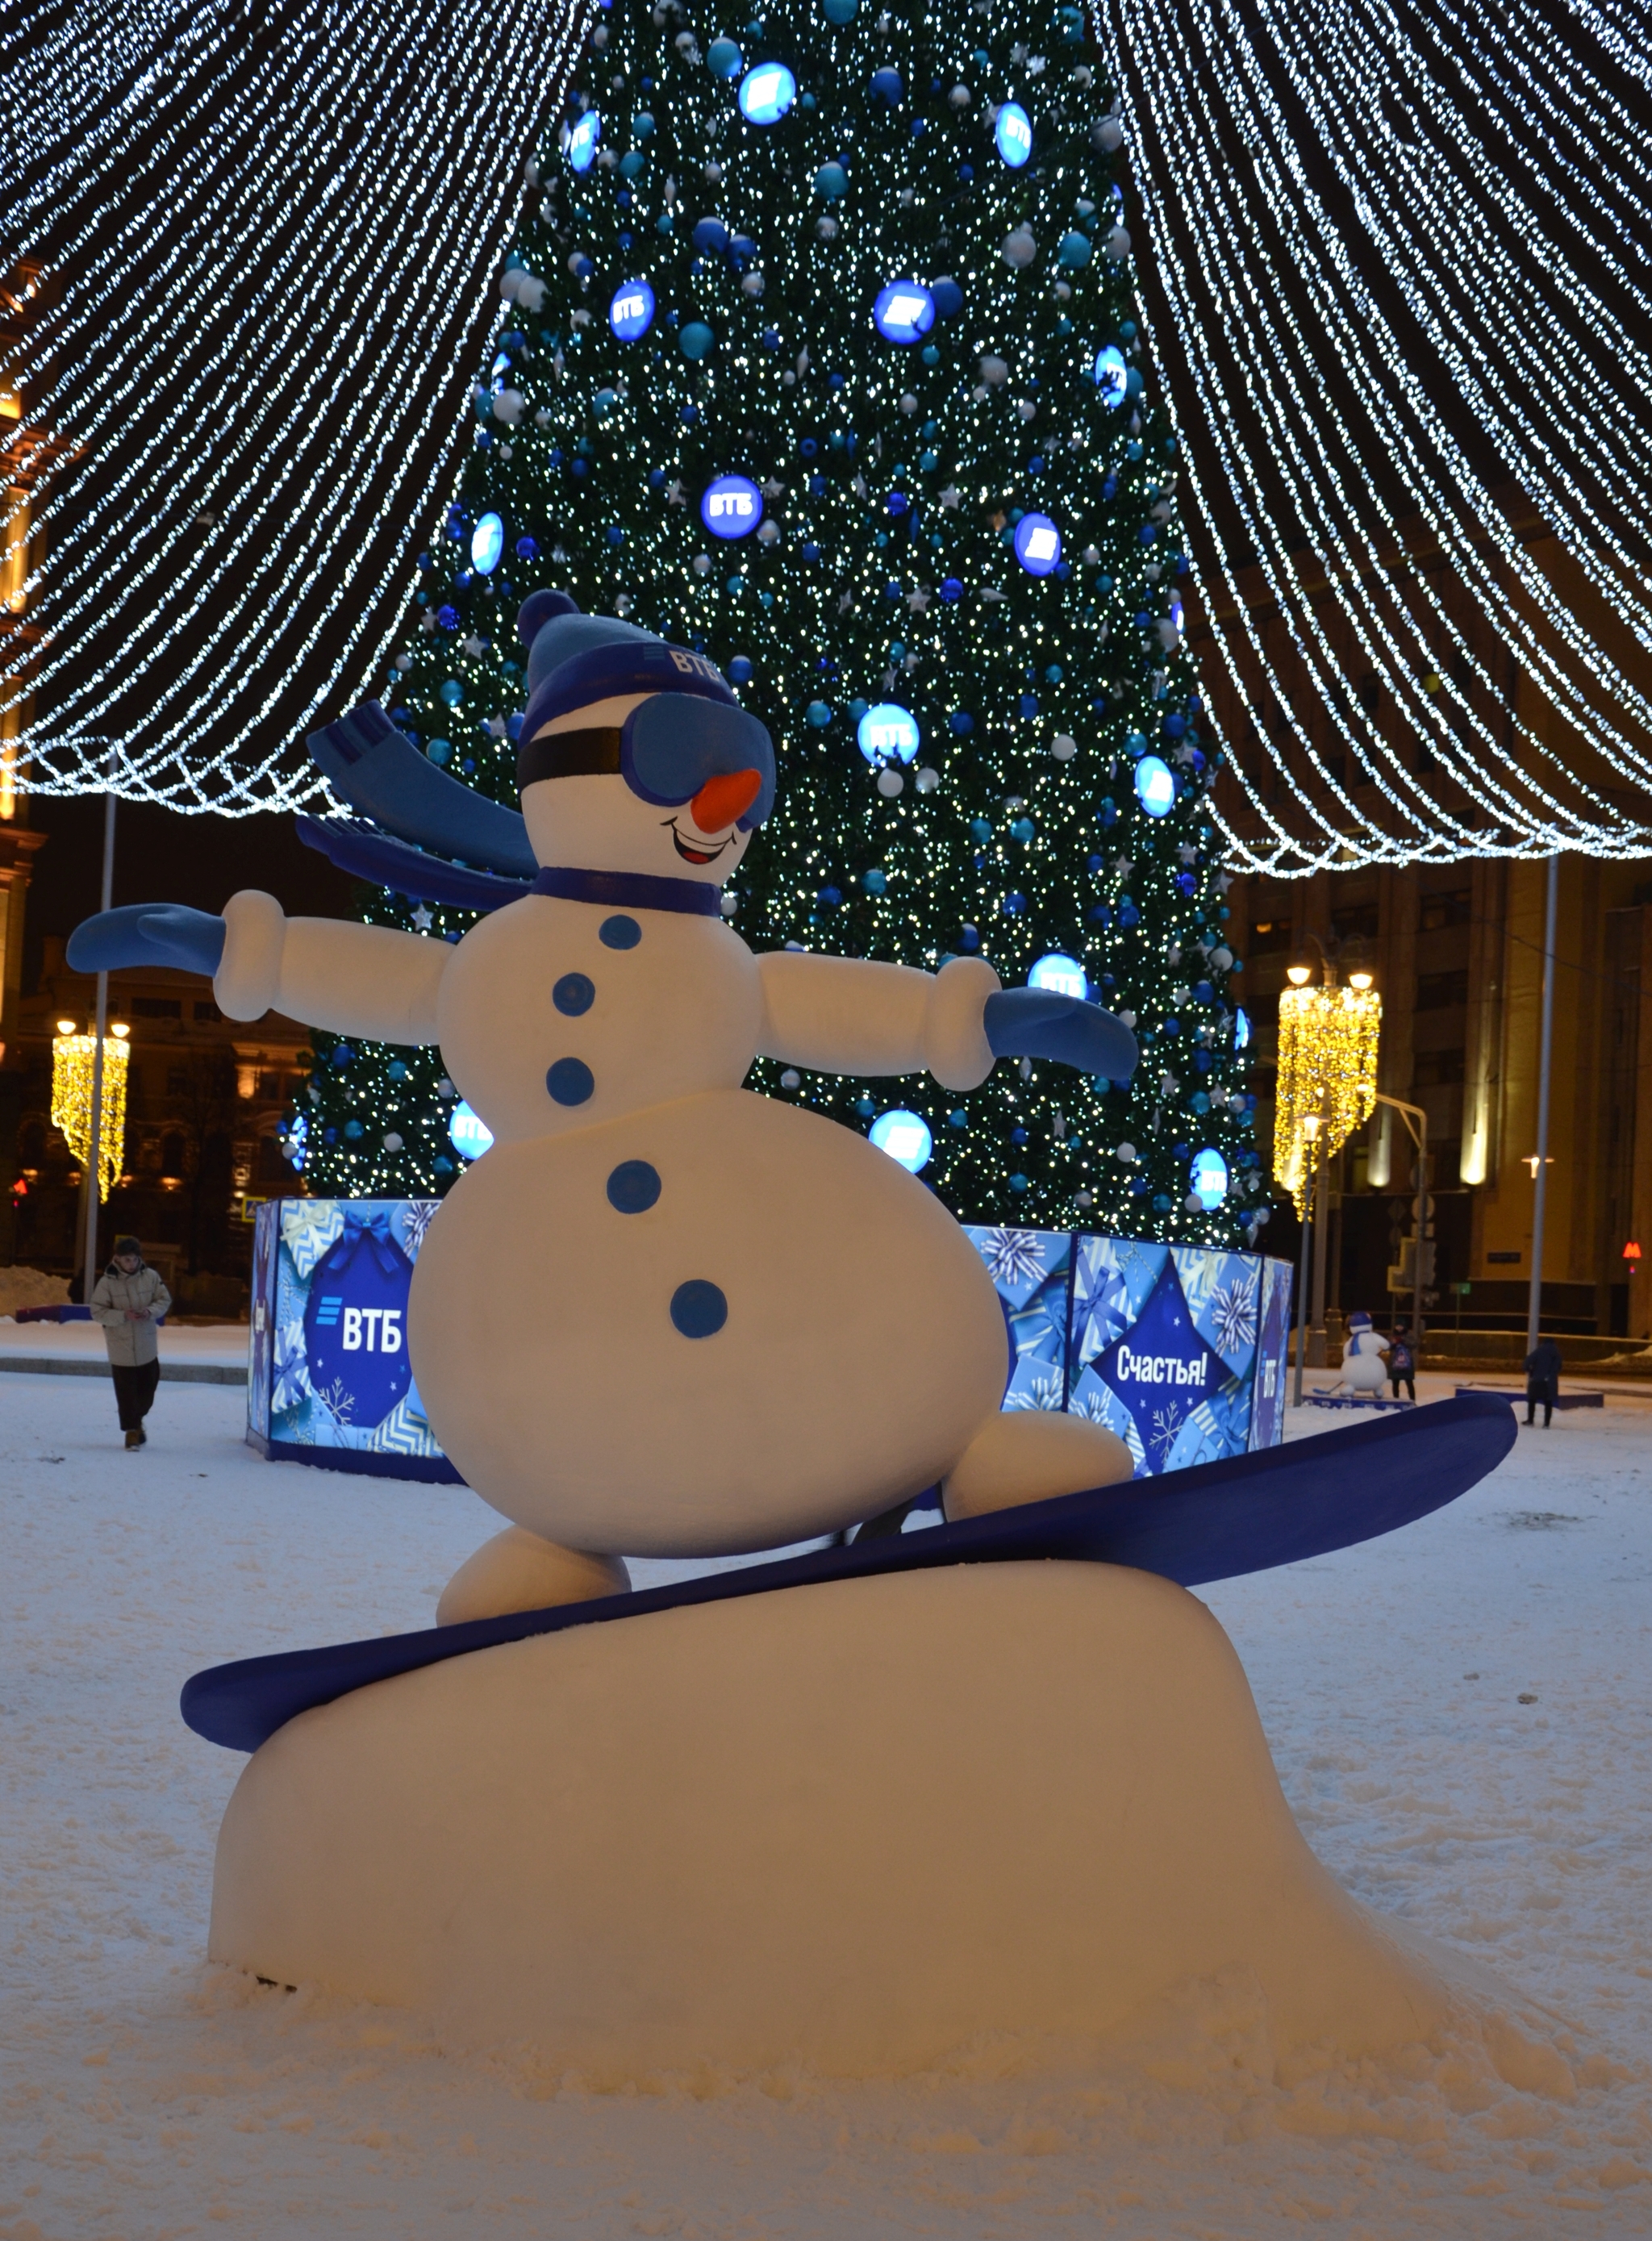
left=665, top=817, right=735, bottom=866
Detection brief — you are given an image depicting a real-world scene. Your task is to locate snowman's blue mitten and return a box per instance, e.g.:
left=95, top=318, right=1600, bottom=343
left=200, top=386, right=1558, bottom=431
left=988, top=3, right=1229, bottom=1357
left=67, top=904, right=227, bottom=979
left=983, top=988, right=1140, bottom=1080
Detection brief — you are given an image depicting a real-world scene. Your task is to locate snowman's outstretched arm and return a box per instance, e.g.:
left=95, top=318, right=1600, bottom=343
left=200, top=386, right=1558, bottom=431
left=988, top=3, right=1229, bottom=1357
left=69, top=891, right=449, bottom=1042
left=755, top=953, right=1002, bottom=1090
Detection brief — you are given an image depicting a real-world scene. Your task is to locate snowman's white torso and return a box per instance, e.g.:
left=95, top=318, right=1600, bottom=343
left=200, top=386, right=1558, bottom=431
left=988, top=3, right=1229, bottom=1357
left=1339, top=1329, right=1388, bottom=1391
left=436, top=893, right=762, bottom=1137
left=411, top=893, right=1007, bottom=1556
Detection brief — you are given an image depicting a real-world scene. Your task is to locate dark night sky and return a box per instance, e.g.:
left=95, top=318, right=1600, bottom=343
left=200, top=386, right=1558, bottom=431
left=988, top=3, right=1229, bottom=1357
left=22, top=796, right=360, bottom=995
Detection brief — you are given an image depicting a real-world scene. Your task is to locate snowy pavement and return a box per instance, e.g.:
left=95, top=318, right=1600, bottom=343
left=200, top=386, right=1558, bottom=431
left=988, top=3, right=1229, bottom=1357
left=2, top=1371, right=1650, bottom=2239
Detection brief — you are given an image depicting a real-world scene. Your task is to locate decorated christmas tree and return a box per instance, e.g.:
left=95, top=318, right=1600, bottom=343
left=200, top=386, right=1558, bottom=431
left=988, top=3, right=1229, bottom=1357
left=293, top=0, right=1262, bottom=1243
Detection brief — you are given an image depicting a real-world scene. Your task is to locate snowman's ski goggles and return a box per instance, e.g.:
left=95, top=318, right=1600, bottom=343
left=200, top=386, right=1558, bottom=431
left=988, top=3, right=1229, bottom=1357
left=518, top=653, right=775, bottom=829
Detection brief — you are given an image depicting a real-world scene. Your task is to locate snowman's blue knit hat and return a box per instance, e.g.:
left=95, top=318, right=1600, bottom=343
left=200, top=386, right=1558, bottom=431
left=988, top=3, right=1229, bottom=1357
left=515, top=591, right=775, bottom=828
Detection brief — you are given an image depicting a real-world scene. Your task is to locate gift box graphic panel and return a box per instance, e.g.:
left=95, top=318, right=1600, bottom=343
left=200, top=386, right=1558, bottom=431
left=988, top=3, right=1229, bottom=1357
left=248, top=1199, right=461, bottom=1482
left=965, top=1225, right=1291, bottom=1479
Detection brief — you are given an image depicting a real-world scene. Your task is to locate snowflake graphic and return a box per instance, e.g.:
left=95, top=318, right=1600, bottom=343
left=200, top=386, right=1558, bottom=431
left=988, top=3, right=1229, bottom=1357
left=1148, top=1398, right=1188, bottom=1467
left=979, top=1229, right=1046, bottom=1289
left=1005, top=1367, right=1065, bottom=1413
left=316, top=1377, right=356, bottom=1427
left=1210, top=1279, right=1258, bottom=1356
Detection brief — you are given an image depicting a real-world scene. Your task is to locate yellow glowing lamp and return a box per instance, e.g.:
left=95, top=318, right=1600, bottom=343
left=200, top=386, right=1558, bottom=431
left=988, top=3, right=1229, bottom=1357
left=1273, top=979, right=1382, bottom=1215
left=51, top=1026, right=131, bottom=1203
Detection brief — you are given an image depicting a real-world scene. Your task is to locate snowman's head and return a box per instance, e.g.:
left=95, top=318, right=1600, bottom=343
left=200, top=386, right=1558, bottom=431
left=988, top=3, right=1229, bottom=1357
left=513, top=591, right=775, bottom=887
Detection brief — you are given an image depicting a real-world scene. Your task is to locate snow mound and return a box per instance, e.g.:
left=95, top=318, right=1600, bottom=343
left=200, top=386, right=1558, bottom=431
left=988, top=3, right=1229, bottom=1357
left=212, top=1561, right=1511, bottom=2076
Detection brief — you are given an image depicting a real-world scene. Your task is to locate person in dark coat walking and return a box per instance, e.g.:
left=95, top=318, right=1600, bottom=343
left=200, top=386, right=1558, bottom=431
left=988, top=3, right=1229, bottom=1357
left=1523, top=1336, right=1563, bottom=1427
left=1387, top=1329, right=1416, bottom=1403
left=90, top=1237, right=172, bottom=1449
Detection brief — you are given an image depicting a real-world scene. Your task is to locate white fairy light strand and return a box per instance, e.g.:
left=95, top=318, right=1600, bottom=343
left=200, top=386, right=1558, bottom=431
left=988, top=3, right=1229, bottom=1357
left=1095, top=0, right=1652, bottom=870
left=2, top=0, right=584, bottom=814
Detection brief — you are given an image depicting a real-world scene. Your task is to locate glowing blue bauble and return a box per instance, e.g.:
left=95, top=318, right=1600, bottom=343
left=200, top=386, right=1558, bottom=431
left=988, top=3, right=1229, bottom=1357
left=873, top=281, right=935, bottom=344
left=1235, top=1006, right=1251, bottom=1050
left=707, top=36, right=742, bottom=76
left=1092, top=343, right=1128, bottom=407
left=1058, top=229, right=1093, bottom=268
left=739, top=62, right=795, bottom=123
left=469, top=511, right=504, bottom=574
left=1028, top=952, right=1087, bottom=1000
left=608, top=279, right=655, bottom=340
left=448, top=1101, right=495, bottom=1161
left=814, top=161, right=848, bottom=198
left=869, top=1108, right=932, bottom=1172
left=1135, top=754, right=1176, bottom=816
left=679, top=320, right=715, bottom=359
left=995, top=102, right=1032, bottom=166
left=857, top=703, right=920, bottom=764
left=1190, top=1147, right=1229, bottom=1210
left=565, top=111, right=600, bottom=171
left=1013, top=513, right=1062, bottom=574
left=700, top=474, right=762, bottom=537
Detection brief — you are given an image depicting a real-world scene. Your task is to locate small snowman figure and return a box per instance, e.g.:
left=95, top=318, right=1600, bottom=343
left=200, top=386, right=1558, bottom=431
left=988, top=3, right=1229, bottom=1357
left=1335, top=1312, right=1390, bottom=1400
left=71, top=598, right=1141, bottom=1621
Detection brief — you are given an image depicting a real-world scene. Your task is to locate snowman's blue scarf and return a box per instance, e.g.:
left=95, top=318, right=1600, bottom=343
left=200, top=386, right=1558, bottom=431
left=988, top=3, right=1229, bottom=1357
left=532, top=866, right=724, bottom=916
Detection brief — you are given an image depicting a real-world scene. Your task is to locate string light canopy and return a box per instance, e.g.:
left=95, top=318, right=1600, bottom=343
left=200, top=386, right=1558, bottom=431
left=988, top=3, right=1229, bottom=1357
left=2, top=0, right=580, bottom=814
left=51, top=1023, right=129, bottom=1201
left=1099, top=0, right=1652, bottom=870
left=1272, top=970, right=1380, bottom=1213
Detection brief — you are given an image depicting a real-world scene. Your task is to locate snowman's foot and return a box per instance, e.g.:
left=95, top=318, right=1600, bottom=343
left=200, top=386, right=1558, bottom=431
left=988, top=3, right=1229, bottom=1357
left=941, top=1410, right=1133, bottom=1524
left=435, top=1528, right=630, bottom=1627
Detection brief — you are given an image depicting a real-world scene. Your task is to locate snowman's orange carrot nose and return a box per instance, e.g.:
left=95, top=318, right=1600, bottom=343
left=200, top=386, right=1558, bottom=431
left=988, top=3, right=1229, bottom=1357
left=690, top=768, right=763, bottom=832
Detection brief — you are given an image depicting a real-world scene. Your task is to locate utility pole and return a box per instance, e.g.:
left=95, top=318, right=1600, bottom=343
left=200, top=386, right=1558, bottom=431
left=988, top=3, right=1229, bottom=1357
left=1525, top=853, right=1558, bottom=1356
left=81, top=762, right=118, bottom=1302
left=1291, top=1113, right=1321, bottom=1408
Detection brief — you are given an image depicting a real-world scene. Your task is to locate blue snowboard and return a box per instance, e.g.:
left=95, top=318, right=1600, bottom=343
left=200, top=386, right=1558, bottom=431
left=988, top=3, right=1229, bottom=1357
left=182, top=1394, right=1514, bottom=1753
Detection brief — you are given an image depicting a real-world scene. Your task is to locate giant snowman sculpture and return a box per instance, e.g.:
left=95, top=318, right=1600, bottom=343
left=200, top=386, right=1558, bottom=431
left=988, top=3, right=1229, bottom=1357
left=80, top=594, right=1137, bottom=1615
left=71, top=601, right=1507, bottom=2076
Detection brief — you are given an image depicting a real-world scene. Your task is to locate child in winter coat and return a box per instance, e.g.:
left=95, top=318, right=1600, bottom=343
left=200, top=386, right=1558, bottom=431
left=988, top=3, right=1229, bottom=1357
left=90, top=1237, right=173, bottom=1449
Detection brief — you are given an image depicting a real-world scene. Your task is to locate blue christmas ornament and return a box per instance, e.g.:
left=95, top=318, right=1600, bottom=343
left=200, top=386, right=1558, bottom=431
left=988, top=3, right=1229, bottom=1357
left=929, top=276, right=963, bottom=318
left=1092, top=344, right=1128, bottom=406
left=869, top=1108, right=932, bottom=1173
left=469, top=512, right=504, bottom=574
left=814, top=161, right=848, bottom=198
left=707, top=35, right=742, bottom=75
left=1134, top=754, right=1176, bottom=816
left=739, top=61, right=796, bottom=123
left=565, top=111, right=600, bottom=171
left=439, top=678, right=464, bottom=706
left=870, top=66, right=903, bottom=102
left=632, top=112, right=655, bottom=139
left=857, top=703, right=920, bottom=764
left=941, top=578, right=963, bottom=603
left=822, top=0, right=857, bottom=20
left=807, top=699, right=832, bottom=727
left=1235, top=1007, right=1251, bottom=1050
left=701, top=474, right=762, bottom=537
left=1028, top=953, right=1087, bottom=999
left=679, top=320, right=715, bottom=359
left=448, top=1102, right=495, bottom=1161
left=1013, top=513, right=1062, bottom=575
left=608, top=279, right=655, bottom=340
left=692, top=216, right=731, bottom=254
left=1190, top=1148, right=1229, bottom=1210
left=873, top=281, right=935, bottom=344
left=1058, top=230, right=1093, bottom=268
left=995, top=102, right=1032, bottom=165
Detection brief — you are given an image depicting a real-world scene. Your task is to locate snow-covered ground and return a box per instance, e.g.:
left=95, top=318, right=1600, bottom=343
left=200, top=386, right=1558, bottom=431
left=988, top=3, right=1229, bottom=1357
left=2, top=1370, right=1650, bottom=2239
